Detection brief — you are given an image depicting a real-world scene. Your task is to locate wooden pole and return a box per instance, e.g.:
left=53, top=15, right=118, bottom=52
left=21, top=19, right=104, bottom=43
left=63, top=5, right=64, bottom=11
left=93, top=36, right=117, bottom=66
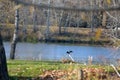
left=80, top=69, right=84, bottom=80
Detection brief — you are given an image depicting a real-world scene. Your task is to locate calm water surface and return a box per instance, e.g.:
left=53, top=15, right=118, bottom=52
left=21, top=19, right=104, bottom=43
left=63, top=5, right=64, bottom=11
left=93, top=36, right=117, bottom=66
left=3, top=42, right=118, bottom=63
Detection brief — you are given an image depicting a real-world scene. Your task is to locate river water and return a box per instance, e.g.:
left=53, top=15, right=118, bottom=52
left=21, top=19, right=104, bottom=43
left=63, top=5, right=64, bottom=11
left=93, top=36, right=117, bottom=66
left=3, top=42, right=119, bottom=64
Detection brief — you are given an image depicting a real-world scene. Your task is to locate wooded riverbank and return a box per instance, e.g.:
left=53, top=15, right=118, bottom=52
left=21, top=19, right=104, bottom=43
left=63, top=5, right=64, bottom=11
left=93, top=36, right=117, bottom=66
left=1, top=26, right=111, bottom=46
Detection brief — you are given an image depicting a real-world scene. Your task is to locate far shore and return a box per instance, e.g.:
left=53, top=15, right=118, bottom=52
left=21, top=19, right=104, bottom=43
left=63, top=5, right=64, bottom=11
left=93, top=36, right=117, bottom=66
left=1, top=25, right=112, bottom=46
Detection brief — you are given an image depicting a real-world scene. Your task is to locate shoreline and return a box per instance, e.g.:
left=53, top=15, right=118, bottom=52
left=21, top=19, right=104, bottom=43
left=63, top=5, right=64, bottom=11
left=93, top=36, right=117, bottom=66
left=39, top=39, right=111, bottom=47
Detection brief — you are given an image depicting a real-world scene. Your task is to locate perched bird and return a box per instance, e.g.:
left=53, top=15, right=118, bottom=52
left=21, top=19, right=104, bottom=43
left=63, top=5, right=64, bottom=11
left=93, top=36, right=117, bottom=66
left=66, top=50, right=73, bottom=54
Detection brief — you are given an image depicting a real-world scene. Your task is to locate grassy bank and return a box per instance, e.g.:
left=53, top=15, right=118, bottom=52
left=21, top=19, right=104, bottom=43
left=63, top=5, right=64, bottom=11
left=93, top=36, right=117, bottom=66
left=8, top=60, right=120, bottom=80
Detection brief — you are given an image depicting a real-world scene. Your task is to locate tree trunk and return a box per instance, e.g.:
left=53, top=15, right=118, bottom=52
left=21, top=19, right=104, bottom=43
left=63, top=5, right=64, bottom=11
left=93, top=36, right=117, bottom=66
left=22, top=8, right=27, bottom=41
left=58, top=11, right=64, bottom=35
left=0, top=32, right=9, bottom=80
left=45, top=0, right=51, bottom=40
left=102, top=12, right=107, bottom=27
left=64, top=13, right=70, bottom=33
left=10, top=9, right=19, bottom=59
left=90, top=0, right=94, bottom=32
left=33, top=6, right=37, bottom=33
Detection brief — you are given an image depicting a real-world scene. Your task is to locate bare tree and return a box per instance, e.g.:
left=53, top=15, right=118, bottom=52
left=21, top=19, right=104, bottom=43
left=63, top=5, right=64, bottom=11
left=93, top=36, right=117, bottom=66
left=22, top=7, right=28, bottom=41
left=32, top=0, right=37, bottom=32
left=45, top=0, right=51, bottom=40
left=101, top=1, right=120, bottom=71
left=10, top=8, right=19, bottom=59
left=0, top=0, right=15, bottom=24
left=58, top=10, right=64, bottom=34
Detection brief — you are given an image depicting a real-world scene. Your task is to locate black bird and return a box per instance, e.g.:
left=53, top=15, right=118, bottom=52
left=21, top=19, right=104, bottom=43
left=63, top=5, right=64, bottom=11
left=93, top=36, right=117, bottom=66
left=66, top=51, right=73, bottom=54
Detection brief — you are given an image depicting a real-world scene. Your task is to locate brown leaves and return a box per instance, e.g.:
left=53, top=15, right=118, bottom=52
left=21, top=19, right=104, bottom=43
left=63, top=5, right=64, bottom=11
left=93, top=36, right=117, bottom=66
left=40, top=69, right=79, bottom=80
left=39, top=68, right=108, bottom=80
left=82, top=68, right=107, bottom=80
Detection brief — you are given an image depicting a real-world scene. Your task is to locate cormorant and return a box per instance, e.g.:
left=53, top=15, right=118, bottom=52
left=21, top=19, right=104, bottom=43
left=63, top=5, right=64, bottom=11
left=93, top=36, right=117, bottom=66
left=66, top=51, right=73, bottom=54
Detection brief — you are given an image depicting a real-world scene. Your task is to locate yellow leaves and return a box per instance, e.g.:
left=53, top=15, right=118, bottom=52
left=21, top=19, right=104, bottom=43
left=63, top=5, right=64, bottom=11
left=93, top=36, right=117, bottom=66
left=6, top=16, right=14, bottom=27
left=6, top=19, right=10, bottom=27
left=95, top=28, right=102, bottom=41
left=81, top=12, right=86, bottom=21
left=14, top=4, right=21, bottom=10
left=29, top=6, right=35, bottom=15
left=107, top=0, right=111, bottom=5
left=112, top=39, right=120, bottom=47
